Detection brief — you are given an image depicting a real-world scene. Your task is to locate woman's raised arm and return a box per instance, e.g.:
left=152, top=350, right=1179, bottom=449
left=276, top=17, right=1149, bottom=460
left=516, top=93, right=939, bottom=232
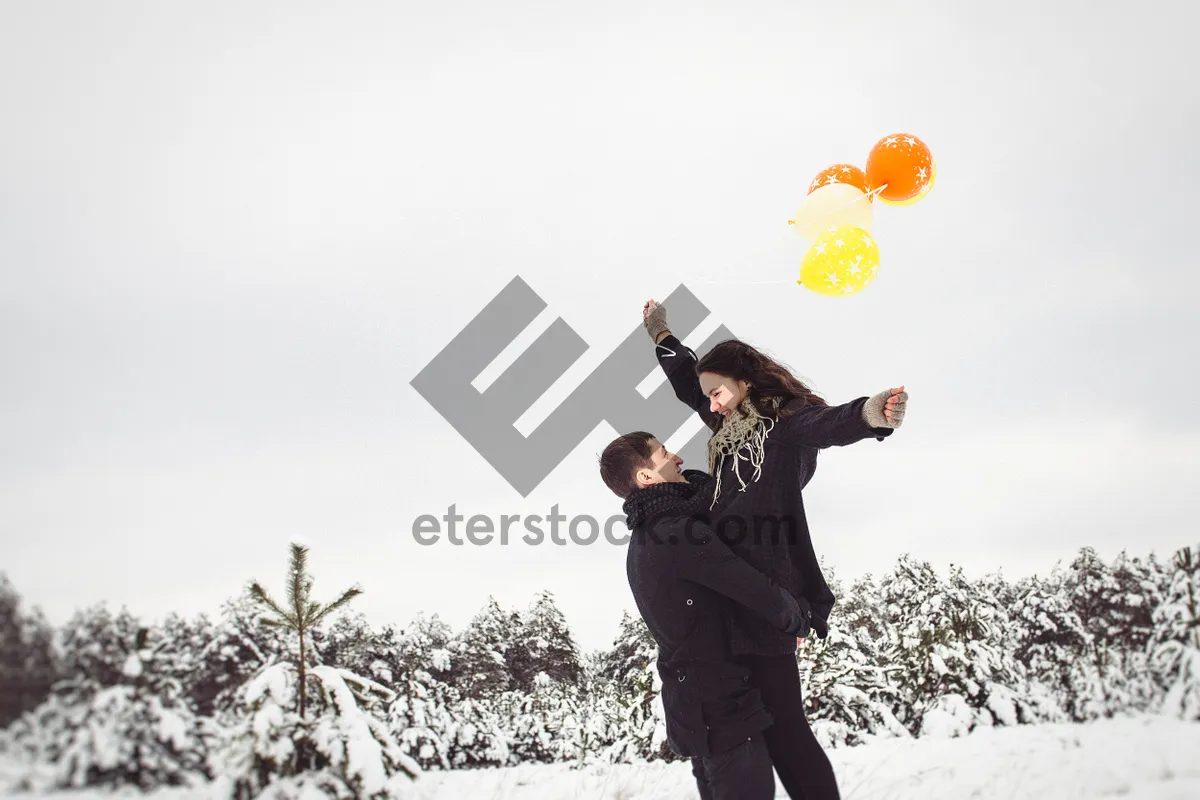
left=643, top=299, right=722, bottom=433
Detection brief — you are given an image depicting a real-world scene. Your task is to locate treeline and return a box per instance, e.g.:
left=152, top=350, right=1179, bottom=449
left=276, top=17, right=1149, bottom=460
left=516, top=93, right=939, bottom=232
left=1, top=541, right=1198, bottom=799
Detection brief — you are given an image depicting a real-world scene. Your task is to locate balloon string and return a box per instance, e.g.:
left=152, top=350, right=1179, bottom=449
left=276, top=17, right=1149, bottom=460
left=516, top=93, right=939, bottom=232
left=788, top=182, right=888, bottom=227
left=694, top=183, right=891, bottom=286
left=691, top=279, right=796, bottom=285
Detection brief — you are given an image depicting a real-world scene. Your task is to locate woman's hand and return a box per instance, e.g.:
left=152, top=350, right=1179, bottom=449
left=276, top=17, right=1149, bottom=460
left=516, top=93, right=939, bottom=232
left=864, top=386, right=907, bottom=428
left=643, top=298, right=670, bottom=343
left=883, top=385, right=906, bottom=425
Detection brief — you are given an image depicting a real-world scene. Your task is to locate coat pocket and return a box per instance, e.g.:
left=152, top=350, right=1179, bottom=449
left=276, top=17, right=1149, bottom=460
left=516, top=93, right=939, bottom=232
left=699, top=671, right=756, bottom=721
left=691, top=663, right=750, bottom=719
left=657, top=662, right=699, bottom=736
left=698, top=666, right=773, bottom=753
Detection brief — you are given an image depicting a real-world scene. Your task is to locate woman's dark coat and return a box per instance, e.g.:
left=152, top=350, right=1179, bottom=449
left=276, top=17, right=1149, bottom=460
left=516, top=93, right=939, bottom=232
left=655, top=333, right=894, bottom=656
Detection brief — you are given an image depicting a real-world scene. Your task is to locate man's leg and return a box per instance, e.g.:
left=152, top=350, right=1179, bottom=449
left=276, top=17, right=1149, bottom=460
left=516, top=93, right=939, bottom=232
left=691, top=756, right=714, bottom=800
left=738, top=653, right=840, bottom=800
left=699, top=734, right=774, bottom=800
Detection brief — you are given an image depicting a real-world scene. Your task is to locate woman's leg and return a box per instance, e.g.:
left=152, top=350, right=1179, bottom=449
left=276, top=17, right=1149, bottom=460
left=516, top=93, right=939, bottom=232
left=737, top=653, right=841, bottom=800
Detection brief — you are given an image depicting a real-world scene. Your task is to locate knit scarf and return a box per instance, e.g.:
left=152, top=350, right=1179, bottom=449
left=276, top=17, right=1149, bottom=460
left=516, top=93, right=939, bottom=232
left=705, top=395, right=782, bottom=510
left=622, top=470, right=716, bottom=530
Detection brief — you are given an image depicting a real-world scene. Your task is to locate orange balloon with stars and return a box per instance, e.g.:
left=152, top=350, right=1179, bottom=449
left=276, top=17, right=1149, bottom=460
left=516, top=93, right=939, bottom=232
left=865, top=134, right=933, bottom=203
left=808, top=164, right=871, bottom=198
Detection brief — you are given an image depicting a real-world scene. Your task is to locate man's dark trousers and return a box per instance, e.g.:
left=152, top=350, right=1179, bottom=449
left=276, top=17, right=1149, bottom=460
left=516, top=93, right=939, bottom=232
left=689, top=733, right=775, bottom=800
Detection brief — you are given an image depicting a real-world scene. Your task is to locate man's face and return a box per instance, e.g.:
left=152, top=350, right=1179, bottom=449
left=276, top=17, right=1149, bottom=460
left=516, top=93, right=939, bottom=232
left=639, top=437, right=685, bottom=486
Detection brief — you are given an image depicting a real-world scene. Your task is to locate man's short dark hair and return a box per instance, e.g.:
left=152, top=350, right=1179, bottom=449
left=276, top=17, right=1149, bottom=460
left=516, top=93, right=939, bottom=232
left=598, top=431, right=656, bottom=499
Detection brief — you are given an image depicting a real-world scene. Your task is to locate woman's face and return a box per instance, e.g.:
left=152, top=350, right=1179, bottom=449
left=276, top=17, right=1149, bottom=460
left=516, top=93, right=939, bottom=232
left=698, top=372, right=751, bottom=418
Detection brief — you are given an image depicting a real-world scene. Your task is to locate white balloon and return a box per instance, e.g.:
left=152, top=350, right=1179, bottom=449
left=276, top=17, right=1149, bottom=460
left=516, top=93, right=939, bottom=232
left=790, top=183, right=874, bottom=240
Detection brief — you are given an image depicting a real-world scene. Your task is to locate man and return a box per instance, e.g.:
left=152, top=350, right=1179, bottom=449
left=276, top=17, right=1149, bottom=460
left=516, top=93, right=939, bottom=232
left=599, top=432, right=813, bottom=800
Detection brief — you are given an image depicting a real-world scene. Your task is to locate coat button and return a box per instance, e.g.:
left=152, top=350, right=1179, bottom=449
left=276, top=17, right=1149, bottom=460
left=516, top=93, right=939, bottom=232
left=686, top=599, right=693, bottom=606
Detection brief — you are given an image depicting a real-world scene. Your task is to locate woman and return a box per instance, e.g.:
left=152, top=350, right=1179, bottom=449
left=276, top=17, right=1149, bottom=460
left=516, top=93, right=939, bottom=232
left=641, top=298, right=906, bottom=800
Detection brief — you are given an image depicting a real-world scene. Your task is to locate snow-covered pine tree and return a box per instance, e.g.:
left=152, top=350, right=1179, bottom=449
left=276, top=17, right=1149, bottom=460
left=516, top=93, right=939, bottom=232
left=493, top=671, right=584, bottom=764
left=1105, top=550, right=1163, bottom=713
left=57, top=603, right=144, bottom=687
left=502, top=609, right=531, bottom=692
left=213, top=661, right=421, bottom=800
left=1063, top=546, right=1125, bottom=716
left=977, top=570, right=1017, bottom=609
left=210, top=660, right=303, bottom=796
left=385, top=665, right=455, bottom=770
left=309, top=665, right=421, bottom=792
left=397, top=613, right=454, bottom=686
left=879, top=556, right=1034, bottom=738
left=5, top=625, right=210, bottom=792
left=1150, top=543, right=1200, bottom=720
left=319, top=611, right=404, bottom=691
left=245, top=542, right=362, bottom=730
left=877, top=555, right=953, bottom=734
left=0, top=574, right=58, bottom=728
left=447, top=597, right=515, bottom=700
left=802, top=573, right=909, bottom=748
left=185, top=590, right=297, bottom=718
left=947, top=566, right=1039, bottom=729
left=593, top=611, right=655, bottom=688
left=384, top=614, right=459, bottom=771
left=441, top=696, right=511, bottom=768
left=381, top=612, right=506, bottom=771
left=1109, top=550, right=1161, bottom=647
left=509, top=591, right=584, bottom=694
left=482, top=592, right=587, bottom=764
left=590, top=612, right=672, bottom=763
left=1009, top=568, right=1092, bottom=721
left=149, top=611, right=233, bottom=720
left=210, top=540, right=420, bottom=800
left=572, top=651, right=625, bottom=766
left=317, top=610, right=494, bottom=772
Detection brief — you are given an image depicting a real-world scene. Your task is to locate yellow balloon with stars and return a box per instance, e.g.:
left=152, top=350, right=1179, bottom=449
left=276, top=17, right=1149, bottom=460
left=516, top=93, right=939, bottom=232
left=797, top=225, right=880, bottom=297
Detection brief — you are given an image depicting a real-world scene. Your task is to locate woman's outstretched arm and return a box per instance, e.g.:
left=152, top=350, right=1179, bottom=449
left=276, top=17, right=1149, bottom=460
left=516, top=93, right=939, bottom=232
left=771, top=388, right=907, bottom=449
left=643, top=299, right=722, bottom=433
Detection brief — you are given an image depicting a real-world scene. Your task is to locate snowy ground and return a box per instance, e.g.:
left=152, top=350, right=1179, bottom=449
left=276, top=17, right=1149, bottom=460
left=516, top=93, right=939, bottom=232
left=3, top=715, right=1199, bottom=799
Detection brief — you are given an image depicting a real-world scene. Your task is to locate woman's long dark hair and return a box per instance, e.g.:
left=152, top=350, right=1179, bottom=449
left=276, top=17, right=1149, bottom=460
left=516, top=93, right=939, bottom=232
left=695, top=339, right=826, bottom=433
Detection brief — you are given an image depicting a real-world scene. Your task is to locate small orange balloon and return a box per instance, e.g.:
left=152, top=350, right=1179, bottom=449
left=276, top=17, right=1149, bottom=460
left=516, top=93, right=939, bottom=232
left=808, top=164, right=871, bottom=198
left=865, top=134, right=933, bottom=203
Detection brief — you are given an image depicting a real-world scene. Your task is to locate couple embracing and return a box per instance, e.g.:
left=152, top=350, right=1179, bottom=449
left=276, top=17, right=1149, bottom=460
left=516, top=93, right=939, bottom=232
left=598, top=299, right=907, bottom=800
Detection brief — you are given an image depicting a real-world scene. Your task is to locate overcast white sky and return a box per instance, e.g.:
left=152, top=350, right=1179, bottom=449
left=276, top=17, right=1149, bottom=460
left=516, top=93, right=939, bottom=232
left=2, top=1, right=1196, bottom=654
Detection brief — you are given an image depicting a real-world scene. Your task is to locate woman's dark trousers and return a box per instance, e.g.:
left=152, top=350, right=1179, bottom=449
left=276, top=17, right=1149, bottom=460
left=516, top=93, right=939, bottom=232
left=736, top=653, right=841, bottom=800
